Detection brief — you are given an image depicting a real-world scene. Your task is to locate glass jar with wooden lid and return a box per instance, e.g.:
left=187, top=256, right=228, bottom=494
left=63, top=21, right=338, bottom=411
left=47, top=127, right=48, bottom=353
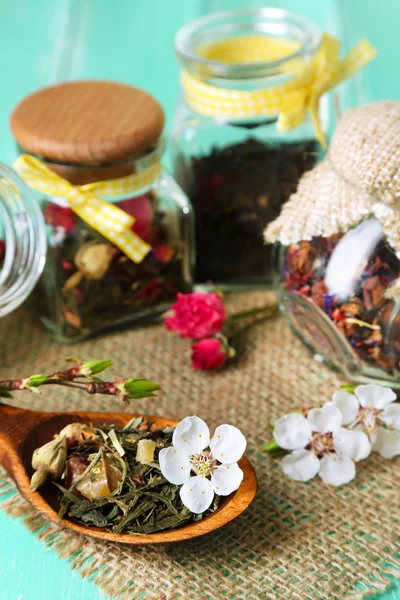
left=10, top=80, right=193, bottom=341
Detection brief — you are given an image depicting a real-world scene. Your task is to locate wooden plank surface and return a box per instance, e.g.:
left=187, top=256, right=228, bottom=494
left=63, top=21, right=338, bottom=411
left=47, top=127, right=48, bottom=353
left=0, top=0, right=399, bottom=598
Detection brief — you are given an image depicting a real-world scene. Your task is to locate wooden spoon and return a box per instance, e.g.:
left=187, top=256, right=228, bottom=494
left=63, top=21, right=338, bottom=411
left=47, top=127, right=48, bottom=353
left=0, top=403, right=258, bottom=545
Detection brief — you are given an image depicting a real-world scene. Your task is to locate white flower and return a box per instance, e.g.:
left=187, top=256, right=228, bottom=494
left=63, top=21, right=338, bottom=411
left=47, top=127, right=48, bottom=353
left=274, top=402, right=371, bottom=486
left=159, top=416, right=246, bottom=514
left=334, top=384, right=400, bottom=459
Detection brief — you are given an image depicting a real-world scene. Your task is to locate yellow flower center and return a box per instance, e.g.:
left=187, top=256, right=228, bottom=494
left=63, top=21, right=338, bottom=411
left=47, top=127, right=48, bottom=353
left=190, top=451, right=217, bottom=478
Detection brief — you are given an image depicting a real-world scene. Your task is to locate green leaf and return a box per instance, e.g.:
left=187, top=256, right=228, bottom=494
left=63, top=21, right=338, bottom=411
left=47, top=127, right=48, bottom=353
left=261, top=439, right=283, bottom=453
left=121, top=378, right=161, bottom=399
left=22, top=374, right=48, bottom=392
left=79, top=360, right=113, bottom=376
left=340, top=384, right=356, bottom=393
left=0, top=391, right=12, bottom=399
left=66, top=356, right=82, bottom=363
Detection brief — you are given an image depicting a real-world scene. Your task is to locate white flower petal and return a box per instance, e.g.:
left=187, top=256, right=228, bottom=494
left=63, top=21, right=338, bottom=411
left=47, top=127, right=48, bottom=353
left=373, top=426, right=400, bottom=459
left=381, top=403, right=400, bottom=431
left=209, top=424, right=246, bottom=464
left=180, top=476, right=214, bottom=514
left=159, top=447, right=191, bottom=485
left=333, top=427, right=371, bottom=462
left=172, top=416, right=210, bottom=455
left=211, top=463, right=243, bottom=496
left=319, top=453, right=355, bottom=486
left=354, top=384, right=396, bottom=410
left=332, top=390, right=360, bottom=425
left=307, top=402, right=343, bottom=433
left=281, top=449, right=320, bottom=482
left=273, top=413, right=312, bottom=450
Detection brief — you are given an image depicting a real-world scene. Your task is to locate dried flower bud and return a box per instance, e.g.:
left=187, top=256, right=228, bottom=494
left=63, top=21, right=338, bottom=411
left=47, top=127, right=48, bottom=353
left=31, top=436, right=68, bottom=491
left=136, top=439, right=156, bottom=464
left=74, top=242, right=117, bottom=279
left=58, top=423, right=93, bottom=445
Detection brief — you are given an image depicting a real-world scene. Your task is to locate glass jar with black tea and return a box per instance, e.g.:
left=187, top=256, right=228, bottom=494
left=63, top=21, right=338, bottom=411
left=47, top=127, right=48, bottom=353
left=172, top=9, right=325, bottom=289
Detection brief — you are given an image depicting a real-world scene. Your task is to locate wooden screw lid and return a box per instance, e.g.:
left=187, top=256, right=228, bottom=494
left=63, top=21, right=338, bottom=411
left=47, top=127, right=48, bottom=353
left=10, top=80, right=165, bottom=165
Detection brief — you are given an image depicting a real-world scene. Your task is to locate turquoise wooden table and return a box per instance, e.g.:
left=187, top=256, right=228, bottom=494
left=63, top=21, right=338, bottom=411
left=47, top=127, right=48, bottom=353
left=0, top=1, right=399, bottom=598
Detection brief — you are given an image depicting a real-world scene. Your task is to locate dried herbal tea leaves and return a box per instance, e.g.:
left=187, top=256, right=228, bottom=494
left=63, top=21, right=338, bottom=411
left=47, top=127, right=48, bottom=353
left=49, top=419, right=220, bottom=535
left=37, top=191, right=189, bottom=339
left=283, top=235, right=400, bottom=372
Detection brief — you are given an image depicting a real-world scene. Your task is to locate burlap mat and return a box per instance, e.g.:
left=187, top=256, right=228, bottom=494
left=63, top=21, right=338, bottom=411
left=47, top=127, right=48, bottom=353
left=0, top=292, right=399, bottom=600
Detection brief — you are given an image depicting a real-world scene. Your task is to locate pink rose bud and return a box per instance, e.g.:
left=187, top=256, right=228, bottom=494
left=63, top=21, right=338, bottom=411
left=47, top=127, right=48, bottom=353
left=191, top=337, right=228, bottom=371
left=164, top=292, right=226, bottom=339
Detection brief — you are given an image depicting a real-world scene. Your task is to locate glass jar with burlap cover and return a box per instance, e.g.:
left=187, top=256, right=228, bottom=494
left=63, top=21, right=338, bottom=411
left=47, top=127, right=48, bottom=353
left=267, top=100, right=400, bottom=387
left=9, top=81, right=193, bottom=342
left=172, top=8, right=376, bottom=290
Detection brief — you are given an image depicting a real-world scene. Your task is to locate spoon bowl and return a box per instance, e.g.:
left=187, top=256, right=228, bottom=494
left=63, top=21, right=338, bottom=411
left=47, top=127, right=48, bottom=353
left=0, top=403, right=257, bottom=545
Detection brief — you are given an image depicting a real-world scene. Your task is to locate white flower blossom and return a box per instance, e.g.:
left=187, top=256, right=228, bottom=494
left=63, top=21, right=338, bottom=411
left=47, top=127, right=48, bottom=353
left=274, top=401, right=371, bottom=486
left=159, top=416, right=246, bottom=514
left=334, top=384, right=400, bottom=459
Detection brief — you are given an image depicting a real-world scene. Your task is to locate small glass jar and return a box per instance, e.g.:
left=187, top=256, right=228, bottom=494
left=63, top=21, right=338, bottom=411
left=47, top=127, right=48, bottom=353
left=270, top=101, right=400, bottom=388
left=276, top=224, right=400, bottom=387
left=172, top=8, right=325, bottom=289
left=10, top=81, right=193, bottom=342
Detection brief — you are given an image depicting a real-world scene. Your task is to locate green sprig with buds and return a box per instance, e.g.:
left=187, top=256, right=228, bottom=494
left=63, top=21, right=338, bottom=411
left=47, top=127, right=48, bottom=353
left=0, top=358, right=160, bottom=402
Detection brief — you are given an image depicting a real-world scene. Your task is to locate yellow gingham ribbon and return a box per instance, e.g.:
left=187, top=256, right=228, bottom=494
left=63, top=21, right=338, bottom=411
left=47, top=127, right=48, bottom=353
left=14, top=154, right=163, bottom=263
left=182, top=33, right=377, bottom=147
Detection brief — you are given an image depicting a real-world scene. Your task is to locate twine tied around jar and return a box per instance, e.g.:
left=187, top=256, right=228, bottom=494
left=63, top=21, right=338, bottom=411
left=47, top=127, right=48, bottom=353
left=14, top=154, right=162, bottom=263
left=181, top=33, right=376, bottom=146
left=265, top=101, right=400, bottom=296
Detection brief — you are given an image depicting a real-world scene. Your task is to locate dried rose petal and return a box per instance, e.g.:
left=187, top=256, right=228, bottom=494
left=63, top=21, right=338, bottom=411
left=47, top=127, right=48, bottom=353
left=45, top=203, right=76, bottom=233
left=117, top=194, right=153, bottom=241
left=153, top=245, right=174, bottom=264
left=362, top=276, right=385, bottom=310
left=286, top=243, right=317, bottom=275
left=311, top=281, right=328, bottom=310
left=65, top=455, right=89, bottom=489
left=62, top=309, right=82, bottom=329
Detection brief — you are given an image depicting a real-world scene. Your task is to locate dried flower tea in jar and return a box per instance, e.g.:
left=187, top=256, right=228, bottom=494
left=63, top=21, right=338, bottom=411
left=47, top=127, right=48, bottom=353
left=267, top=101, right=400, bottom=388
left=172, top=9, right=375, bottom=289
left=10, top=81, right=193, bottom=341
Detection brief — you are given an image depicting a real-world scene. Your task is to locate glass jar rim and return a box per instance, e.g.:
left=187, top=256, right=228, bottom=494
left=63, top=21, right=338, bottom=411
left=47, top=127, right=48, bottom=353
left=175, top=7, right=322, bottom=81
left=0, top=163, right=47, bottom=316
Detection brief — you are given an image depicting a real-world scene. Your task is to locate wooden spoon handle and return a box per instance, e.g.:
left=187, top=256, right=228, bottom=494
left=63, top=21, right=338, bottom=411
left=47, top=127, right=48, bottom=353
left=0, top=403, right=35, bottom=477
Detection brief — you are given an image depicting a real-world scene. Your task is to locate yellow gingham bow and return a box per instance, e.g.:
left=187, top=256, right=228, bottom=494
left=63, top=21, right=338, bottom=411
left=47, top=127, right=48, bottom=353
left=14, top=154, right=163, bottom=263
left=182, top=33, right=377, bottom=147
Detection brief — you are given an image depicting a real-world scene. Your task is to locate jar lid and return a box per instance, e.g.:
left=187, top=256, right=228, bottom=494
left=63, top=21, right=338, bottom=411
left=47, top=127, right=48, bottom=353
left=265, top=101, right=400, bottom=257
left=10, top=80, right=165, bottom=164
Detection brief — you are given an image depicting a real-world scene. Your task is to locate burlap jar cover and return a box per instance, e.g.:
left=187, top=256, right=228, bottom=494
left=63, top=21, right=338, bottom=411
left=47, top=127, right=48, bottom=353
left=0, top=292, right=399, bottom=600
left=265, top=101, right=400, bottom=260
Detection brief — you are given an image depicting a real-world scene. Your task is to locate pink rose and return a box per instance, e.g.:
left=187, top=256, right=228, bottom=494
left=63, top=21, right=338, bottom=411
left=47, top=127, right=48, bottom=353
left=165, top=292, right=226, bottom=339
left=191, top=338, right=227, bottom=371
